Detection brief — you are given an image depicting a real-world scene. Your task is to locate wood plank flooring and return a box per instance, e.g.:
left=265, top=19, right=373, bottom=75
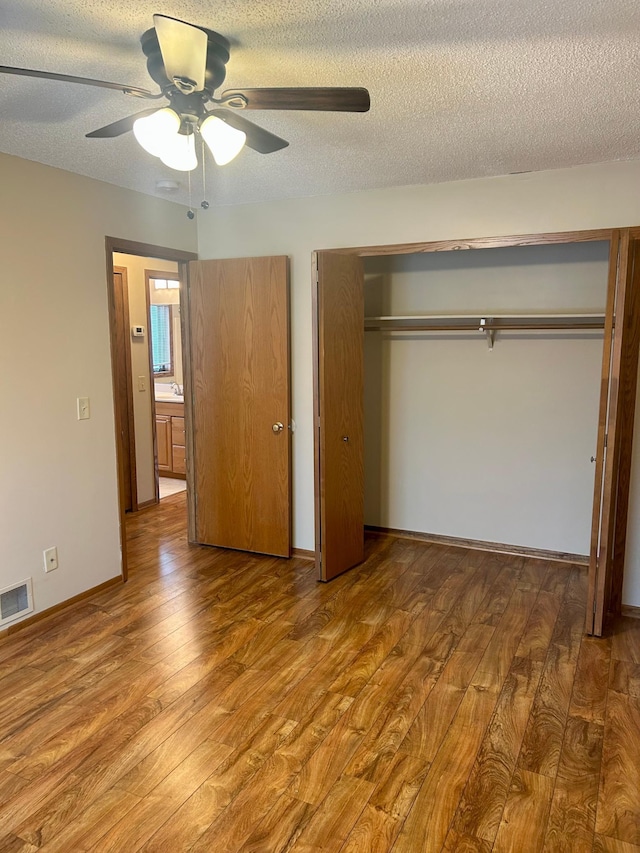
left=1, top=493, right=639, bottom=851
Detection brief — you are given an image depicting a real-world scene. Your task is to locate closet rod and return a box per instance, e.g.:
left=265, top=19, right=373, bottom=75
left=364, top=313, right=606, bottom=332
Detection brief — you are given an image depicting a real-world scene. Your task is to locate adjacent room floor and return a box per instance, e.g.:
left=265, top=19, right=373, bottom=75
left=0, top=493, right=639, bottom=851
left=159, top=476, right=187, bottom=500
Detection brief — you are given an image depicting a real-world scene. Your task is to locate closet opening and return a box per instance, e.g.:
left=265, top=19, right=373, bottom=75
left=313, top=228, right=640, bottom=636
left=362, top=241, right=609, bottom=562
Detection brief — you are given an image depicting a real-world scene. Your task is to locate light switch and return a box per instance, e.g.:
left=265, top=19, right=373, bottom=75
left=138, top=375, right=146, bottom=392
left=77, top=397, right=90, bottom=420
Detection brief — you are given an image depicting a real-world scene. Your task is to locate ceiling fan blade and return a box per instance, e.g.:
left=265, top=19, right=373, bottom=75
left=207, top=109, right=289, bottom=154
left=153, top=14, right=207, bottom=92
left=221, top=87, right=370, bottom=112
left=85, top=109, right=160, bottom=138
left=0, top=65, right=158, bottom=98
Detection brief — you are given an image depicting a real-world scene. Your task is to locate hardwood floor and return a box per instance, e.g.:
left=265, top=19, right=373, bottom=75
left=1, top=493, right=639, bottom=851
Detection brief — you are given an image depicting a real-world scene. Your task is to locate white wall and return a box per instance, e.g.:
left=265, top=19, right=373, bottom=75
left=0, top=154, right=196, bottom=625
left=196, top=158, right=640, bottom=606
left=112, top=254, right=179, bottom=506
left=363, top=244, right=609, bottom=554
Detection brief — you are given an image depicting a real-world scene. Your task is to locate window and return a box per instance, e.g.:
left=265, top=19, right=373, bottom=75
left=150, top=304, right=173, bottom=375
left=146, top=268, right=179, bottom=376
left=152, top=278, right=180, bottom=290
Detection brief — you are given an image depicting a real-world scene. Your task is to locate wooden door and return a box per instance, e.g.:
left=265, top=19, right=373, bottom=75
left=111, top=268, right=137, bottom=513
left=587, top=231, right=640, bottom=635
left=314, top=252, right=365, bottom=581
left=187, top=257, right=291, bottom=557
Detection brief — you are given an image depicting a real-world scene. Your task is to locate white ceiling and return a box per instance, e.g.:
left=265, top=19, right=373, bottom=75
left=2, top=0, right=640, bottom=208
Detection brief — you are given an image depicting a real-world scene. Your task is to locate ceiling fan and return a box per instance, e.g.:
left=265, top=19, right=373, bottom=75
left=0, top=14, right=371, bottom=171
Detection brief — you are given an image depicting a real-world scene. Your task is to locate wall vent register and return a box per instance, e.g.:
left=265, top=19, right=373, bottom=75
left=0, top=578, right=34, bottom=626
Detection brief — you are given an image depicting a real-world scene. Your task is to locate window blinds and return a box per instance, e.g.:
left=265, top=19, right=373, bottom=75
left=150, top=304, right=172, bottom=374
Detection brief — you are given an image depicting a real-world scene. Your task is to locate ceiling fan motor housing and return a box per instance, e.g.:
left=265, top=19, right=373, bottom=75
left=140, top=25, right=231, bottom=95
left=168, top=90, right=208, bottom=129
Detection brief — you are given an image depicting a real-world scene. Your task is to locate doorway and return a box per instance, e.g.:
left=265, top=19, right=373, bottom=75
left=105, top=237, right=197, bottom=580
left=111, top=254, right=186, bottom=509
left=149, top=265, right=187, bottom=501
left=145, top=266, right=187, bottom=505
left=106, top=241, right=294, bottom=579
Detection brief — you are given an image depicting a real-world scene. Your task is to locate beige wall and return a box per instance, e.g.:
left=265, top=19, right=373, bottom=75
left=196, top=158, right=640, bottom=606
left=3, top=150, right=640, bottom=630
left=112, top=254, right=179, bottom=506
left=0, top=153, right=196, bottom=625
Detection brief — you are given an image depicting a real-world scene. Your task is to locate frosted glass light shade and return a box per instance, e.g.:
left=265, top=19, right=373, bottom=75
left=159, top=132, right=198, bottom=172
left=133, top=108, right=181, bottom=157
left=200, top=115, right=246, bottom=165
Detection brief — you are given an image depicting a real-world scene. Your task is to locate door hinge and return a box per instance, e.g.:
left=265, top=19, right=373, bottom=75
left=604, top=433, right=608, bottom=449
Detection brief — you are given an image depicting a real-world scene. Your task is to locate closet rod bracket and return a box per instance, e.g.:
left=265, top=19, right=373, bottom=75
left=479, top=318, right=495, bottom=350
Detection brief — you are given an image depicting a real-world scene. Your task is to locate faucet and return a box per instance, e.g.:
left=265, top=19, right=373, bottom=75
left=171, top=381, right=182, bottom=396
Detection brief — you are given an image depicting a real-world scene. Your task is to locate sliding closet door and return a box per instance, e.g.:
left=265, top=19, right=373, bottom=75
left=587, top=231, right=640, bottom=635
left=314, top=252, right=365, bottom=581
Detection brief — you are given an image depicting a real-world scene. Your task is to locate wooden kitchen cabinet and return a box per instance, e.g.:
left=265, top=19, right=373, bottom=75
left=156, top=414, right=172, bottom=472
left=155, top=401, right=186, bottom=479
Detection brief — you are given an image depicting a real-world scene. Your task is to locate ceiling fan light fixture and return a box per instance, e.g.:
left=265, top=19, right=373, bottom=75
left=200, top=115, right=246, bottom=165
left=132, top=107, right=180, bottom=156
left=159, top=130, right=198, bottom=171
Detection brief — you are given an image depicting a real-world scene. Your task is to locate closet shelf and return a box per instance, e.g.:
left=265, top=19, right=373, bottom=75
left=364, top=313, right=606, bottom=332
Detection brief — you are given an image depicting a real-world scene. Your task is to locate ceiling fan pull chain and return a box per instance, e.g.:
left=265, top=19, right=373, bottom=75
left=201, top=139, right=209, bottom=210
left=187, top=169, right=195, bottom=220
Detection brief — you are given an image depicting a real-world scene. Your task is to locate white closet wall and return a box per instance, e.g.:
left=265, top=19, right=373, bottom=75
left=364, top=241, right=610, bottom=555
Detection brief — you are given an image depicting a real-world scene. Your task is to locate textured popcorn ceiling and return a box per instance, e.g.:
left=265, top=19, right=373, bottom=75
left=2, top=0, right=640, bottom=207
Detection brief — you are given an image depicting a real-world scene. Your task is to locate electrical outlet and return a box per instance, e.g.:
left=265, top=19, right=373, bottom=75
left=43, top=547, right=58, bottom=572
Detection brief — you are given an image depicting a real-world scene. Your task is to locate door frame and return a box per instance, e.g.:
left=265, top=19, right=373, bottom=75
left=587, top=230, right=640, bottom=631
left=108, top=264, right=138, bottom=513
left=105, top=237, right=197, bottom=581
left=314, top=227, right=639, bottom=634
left=144, top=267, right=184, bottom=502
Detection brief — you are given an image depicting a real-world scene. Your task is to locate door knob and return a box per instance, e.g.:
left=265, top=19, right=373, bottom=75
left=272, top=422, right=284, bottom=433
left=342, top=436, right=349, bottom=442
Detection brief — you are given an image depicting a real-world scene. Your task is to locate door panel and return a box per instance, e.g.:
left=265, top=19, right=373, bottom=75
left=587, top=232, right=640, bottom=635
left=188, top=257, right=291, bottom=557
left=314, top=252, right=364, bottom=581
left=112, top=268, right=136, bottom=513
left=610, top=239, right=640, bottom=610
left=156, top=415, right=172, bottom=471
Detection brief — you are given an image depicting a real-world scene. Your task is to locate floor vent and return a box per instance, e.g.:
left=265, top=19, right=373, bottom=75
left=0, top=578, right=34, bottom=626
